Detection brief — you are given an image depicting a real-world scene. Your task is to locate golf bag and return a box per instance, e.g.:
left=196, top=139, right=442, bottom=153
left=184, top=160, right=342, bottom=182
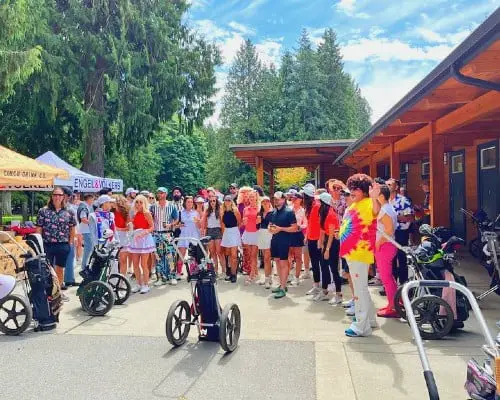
left=194, top=279, right=220, bottom=341
left=24, top=234, right=62, bottom=330
left=80, top=245, right=110, bottom=284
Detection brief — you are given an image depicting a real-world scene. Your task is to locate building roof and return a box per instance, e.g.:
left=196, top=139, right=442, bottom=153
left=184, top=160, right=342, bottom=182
left=334, top=7, right=500, bottom=166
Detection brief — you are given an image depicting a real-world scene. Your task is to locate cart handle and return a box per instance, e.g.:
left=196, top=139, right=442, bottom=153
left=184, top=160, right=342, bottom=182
left=401, top=280, right=499, bottom=400
left=171, top=237, right=210, bottom=261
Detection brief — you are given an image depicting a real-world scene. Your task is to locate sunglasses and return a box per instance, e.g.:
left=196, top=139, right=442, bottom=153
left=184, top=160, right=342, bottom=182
left=331, top=186, right=342, bottom=191
left=149, top=196, right=155, bottom=199
left=52, top=193, right=64, bottom=197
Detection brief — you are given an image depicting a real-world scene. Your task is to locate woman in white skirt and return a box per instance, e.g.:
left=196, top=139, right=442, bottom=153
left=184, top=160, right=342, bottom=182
left=220, top=195, right=241, bottom=283
left=112, top=195, right=131, bottom=275
left=178, top=196, right=202, bottom=269
left=129, top=195, right=155, bottom=294
left=241, top=190, right=260, bottom=284
left=257, top=196, right=273, bottom=288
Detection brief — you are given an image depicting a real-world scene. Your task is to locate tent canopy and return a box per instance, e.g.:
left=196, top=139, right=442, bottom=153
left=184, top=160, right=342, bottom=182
left=0, top=145, right=69, bottom=187
left=36, top=151, right=123, bottom=193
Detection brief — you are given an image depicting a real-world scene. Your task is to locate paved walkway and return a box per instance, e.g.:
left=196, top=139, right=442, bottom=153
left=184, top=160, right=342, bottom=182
left=1, top=254, right=498, bottom=400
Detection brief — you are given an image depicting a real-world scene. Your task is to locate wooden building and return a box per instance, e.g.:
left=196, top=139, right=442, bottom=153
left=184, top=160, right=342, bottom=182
left=334, top=8, right=500, bottom=241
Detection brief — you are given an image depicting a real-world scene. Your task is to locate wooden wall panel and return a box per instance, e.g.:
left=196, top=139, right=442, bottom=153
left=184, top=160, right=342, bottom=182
left=464, top=145, right=478, bottom=242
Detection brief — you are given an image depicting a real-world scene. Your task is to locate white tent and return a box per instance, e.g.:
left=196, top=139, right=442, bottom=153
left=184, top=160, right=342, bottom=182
left=36, top=151, right=123, bottom=193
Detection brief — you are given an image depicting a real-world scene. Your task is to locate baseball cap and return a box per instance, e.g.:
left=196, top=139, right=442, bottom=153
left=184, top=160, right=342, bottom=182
left=286, top=189, right=298, bottom=197
left=223, top=195, right=233, bottom=201
left=319, top=192, right=332, bottom=205
left=273, top=191, right=286, bottom=199
left=195, top=196, right=205, bottom=203
left=229, top=183, right=238, bottom=189
left=97, top=195, right=116, bottom=206
left=291, top=192, right=303, bottom=199
left=302, top=183, right=316, bottom=198
left=125, top=188, right=137, bottom=196
left=261, top=196, right=271, bottom=202
left=62, top=187, right=72, bottom=196
left=157, top=187, right=168, bottom=193
left=140, top=190, right=149, bottom=196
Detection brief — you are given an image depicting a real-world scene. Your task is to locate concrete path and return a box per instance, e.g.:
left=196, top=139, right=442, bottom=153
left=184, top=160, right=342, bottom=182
left=1, top=255, right=498, bottom=400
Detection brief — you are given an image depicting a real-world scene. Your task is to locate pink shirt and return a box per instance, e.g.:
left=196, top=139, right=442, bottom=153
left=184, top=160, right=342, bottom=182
left=293, top=206, right=307, bottom=234
left=243, top=206, right=258, bottom=233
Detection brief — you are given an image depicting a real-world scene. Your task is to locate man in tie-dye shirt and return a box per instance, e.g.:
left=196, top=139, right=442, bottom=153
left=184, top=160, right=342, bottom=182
left=339, top=174, right=381, bottom=338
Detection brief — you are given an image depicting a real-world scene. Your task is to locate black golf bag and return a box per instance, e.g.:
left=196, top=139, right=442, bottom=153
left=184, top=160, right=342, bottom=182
left=79, top=246, right=110, bottom=284
left=24, top=234, right=62, bottom=330
left=195, top=279, right=220, bottom=341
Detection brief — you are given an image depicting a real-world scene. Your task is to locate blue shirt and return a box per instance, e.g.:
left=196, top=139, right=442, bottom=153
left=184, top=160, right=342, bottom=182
left=389, top=194, right=413, bottom=231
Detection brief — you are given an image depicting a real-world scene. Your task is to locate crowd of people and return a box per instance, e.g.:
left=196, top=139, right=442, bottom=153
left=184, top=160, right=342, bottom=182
left=34, top=174, right=429, bottom=338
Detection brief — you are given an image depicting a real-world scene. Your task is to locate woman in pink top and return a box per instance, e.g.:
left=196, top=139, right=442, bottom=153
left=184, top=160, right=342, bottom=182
left=289, top=192, right=307, bottom=286
left=242, top=190, right=259, bottom=284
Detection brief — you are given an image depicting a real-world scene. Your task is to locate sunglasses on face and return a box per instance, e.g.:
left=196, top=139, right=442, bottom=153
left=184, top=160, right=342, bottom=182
left=149, top=196, right=155, bottom=200
left=52, top=194, right=64, bottom=197
left=332, top=186, right=342, bottom=191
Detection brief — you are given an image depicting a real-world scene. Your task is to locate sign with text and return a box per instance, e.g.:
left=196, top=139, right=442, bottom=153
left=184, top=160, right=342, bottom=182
left=0, top=184, right=53, bottom=191
left=72, top=177, right=123, bottom=193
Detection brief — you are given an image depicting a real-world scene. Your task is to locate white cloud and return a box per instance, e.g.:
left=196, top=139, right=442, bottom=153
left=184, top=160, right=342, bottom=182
left=416, top=28, right=472, bottom=45
left=255, top=40, right=282, bottom=67
left=335, top=0, right=370, bottom=19
left=241, top=0, right=268, bottom=16
left=220, top=33, right=246, bottom=64
left=341, top=37, right=457, bottom=62
left=228, top=21, right=256, bottom=36
left=186, top=0, right=209, bottom=10
left=192, top=19, right=229, bottom=41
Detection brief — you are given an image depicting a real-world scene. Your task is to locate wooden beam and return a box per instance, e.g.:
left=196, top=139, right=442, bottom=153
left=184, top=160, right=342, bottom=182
left=369, top=160, right=377, bottom=177
left=255, top=156, right=264, bottom=187
left=429, top=122, right=447, bottom=227
left=399, top=109, right=454, bottom=124
left=435, top=90, right=500, bottom=135
left=426, top=87, right=484, bottom=105
left=389, top=143, right=400, bottom=179
left=381, top=125, right=423, bottom=136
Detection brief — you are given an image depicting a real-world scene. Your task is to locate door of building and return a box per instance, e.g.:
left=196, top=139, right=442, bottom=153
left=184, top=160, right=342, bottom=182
left=449, top=150, right=466, bottom=239
left=478, top=141, right=499, bottom=220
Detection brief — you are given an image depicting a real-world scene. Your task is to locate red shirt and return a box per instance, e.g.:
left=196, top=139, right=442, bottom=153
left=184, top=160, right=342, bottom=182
left=243, top=206, right=258, bottom=233
left=307, top=202, right=321, bottom=240
left=323, top=209, right=340, bottom=234
left=133, top=212, right=150, bottom=229
left=114, top=210, right=127, bottom=229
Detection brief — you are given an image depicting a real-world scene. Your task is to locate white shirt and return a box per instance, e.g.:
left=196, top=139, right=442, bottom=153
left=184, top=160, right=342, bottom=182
left=377, top=203, right=398, bottom=243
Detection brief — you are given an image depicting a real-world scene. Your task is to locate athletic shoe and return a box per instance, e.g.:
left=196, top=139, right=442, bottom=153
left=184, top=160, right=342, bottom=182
left=345, top=328, right=362, bottom=337
left=300, top=271, right=312, bottom=279
left=61, top=293, right=70, bottom=302
left=328, top=294, right=343, bottom=306
left=170, top=278, right=178, bottom=286
left=306, top=287, right=320, bottom=296
left=175, top=274, right=182, bottom=281
left=345, top=304, right=355, bottom=316
left=313, top=292, right=329, bottom=302
left=272, top=286, right=288, bottom=293
left=224, top=275, right=232, bottom=282
left=257, top=276, right=266, bottom=285
left=287, top=274, right=293, bottom=283
left=230, top=275, right=237, bottom=283
left=290, top=276, right=300, bottom=286
left=274, top=288, right=286, bottom=299
left=264, top=278, right=272, bottom=289
left=377, top=308, right=399, bottom=318
left=342, top=299, right=354, bottom=308
left=131, top=285, right=141, bottom=293
left=368, top=277, right=382, bottom=286
left=140, top=285, right=150, bottom=294
left=154, top=279, right=166, bottom=287
left=351, top=316, right=378, bottom=329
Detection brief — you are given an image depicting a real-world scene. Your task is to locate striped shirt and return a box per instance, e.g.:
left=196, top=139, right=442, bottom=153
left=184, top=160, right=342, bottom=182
left=150, top=202, right=179, bottom=231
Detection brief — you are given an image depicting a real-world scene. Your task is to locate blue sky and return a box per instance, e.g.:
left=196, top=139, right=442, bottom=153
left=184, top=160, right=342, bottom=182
left=186, top=0, right=500, bottom=126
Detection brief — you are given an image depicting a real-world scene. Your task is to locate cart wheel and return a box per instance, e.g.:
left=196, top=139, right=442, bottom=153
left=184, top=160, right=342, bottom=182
left=410, top=295, right=454, bottom=340
left=107, top=273, right=131, bottom=305
left=219, top=303, right=241, bottom=352
left=394, top=285, right=417, bottom=320
left=0, top=294, right=32, bottom=336
left=79, top=281, right=115, bottom=316
left=469, top=238, right=483, bottom=260
left=166, top=300, right=191, bottom=347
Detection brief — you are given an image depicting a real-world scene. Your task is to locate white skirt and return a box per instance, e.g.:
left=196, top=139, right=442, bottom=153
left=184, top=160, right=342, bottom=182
left=257, top=228, right=272, bottom=250
left=221, top=227, right=241, bottom=248
left=129, top=230, right=155, bottom=254
left=115, top=230, right=130, bottom=251
left=242, top=230, right=258, bottom=246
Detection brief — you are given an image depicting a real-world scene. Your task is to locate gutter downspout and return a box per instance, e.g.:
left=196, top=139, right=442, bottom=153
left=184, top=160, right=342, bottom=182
left=451, top=63, right=500, bottom=91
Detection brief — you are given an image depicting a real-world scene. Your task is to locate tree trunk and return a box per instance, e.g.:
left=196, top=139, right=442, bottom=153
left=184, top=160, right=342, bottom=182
left=82, top=57, right=106, bottom=176
left=0, top=192, right=12, bottom=215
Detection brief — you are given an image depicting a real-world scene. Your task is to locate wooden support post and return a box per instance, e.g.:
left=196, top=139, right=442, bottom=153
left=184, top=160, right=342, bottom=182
left=269, top=169, right=275, bottom=197
left=429, top=122, right=446, bottom=227
left=390, top=143, right=400, bottom=179
left=256, top=157, right=264, bottom=187
left=369, top=160, right=377, bottom=177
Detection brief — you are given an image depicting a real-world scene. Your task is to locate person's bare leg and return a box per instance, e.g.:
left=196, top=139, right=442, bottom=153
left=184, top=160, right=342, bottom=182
left=119, top=250, right=128, bottom=275
left=76, top=234, right=83, bottom=260
left=215, top=240, right=225, bottom=273
left=55, top=266, right=64, bottom=287
left=294, top=247, right=303, bottom=279
left=278, top=259, right=288, bottom=289
left=141, top=254, right=150, bottom=285
left=230, top=247, right=238, bottom=276
left=208, top=240, right=216, bottom=270
left=264, top=250, right=271, bottom=277
left=303, top=247, right=310, bottom=273
left=249, top=245, right=258, bottom=280
left=132, top=254, right=142, bottom=286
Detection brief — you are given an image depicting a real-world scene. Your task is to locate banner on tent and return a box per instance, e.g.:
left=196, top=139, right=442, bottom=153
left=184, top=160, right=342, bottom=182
left=0, top=184, right=53, bottom=191
left=73, top=177, right=123, bottom=192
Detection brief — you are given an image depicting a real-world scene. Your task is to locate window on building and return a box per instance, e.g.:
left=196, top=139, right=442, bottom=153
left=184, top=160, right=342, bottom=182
left=480, top=146, right=497, bottom=170
left=421, top=161, right=430, bottom=178
left=451, top=154, right=464, bottom=174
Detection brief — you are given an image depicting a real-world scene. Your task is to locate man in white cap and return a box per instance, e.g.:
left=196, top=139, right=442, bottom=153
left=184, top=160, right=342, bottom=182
left=88, top=195, right=116, bottom=247
left=125, top=188, right=138, bottom=206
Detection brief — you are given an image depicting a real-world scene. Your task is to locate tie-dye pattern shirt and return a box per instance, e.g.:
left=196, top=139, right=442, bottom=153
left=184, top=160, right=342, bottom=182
left=339, top=197, right=376, bottom=264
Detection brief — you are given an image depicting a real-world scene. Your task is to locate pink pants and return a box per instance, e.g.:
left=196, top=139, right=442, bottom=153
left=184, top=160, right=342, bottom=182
left=375, top=242, right=398, bottom=308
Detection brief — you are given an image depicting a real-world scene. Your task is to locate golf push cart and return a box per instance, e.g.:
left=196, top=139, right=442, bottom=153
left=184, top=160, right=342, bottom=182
left=165, top=236, right=241, bottom=353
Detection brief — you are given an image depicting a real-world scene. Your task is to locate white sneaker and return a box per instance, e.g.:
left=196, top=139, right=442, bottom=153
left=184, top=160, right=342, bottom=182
left=368, top=277, right=382, bottom=286
left=290, top=277, right=299, bottom=286
left=300, top=271, right=312, bottom=279
left=61, top=293, right=70, bottom=302
left=313, top=292, right=329, bottom=302
left=306, top=286, right=320, bottom=296
left=175, top=273, right=182, bottom=280
left=140, top=285, right=150, bottom=294
left=154, top=279, right=166, bottom=287
left=342, top=299, right=354, bottom=308
left=287, top=274, right=293, bottom=283
left=257, top=276, right=266, bottom=285
left=264, top=277, right=272, bottom=289
left=170, top=278, right=178, bottom=286
left=131, top=285, right=141, bottom=293
left=328, top=294, right=343, bottom=306
left=345, top=304, right=355, bottom=316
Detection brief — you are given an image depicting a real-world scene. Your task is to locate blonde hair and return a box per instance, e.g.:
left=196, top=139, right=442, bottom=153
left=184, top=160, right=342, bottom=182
left=132, top=194, right=150, bottom=214
left=237, top=186, right=252, bottom=205
left=113, top=195, right=130, bottom=218
left=247, top=190, right=260, bottom=209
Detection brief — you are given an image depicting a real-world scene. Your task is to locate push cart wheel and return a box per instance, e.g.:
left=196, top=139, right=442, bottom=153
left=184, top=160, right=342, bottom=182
left=410, top=295, right=454, bottom=340
left=79, top=281, right=115, bottom=316
left=0, top=294, right=32, bottom=336
left=394, top=285, right=417, bottom=320
left=166, top=300, right=191, bottom=347
left=219, top=303, right=241, bottom=353
left=107, top=273, right=131, bottom=305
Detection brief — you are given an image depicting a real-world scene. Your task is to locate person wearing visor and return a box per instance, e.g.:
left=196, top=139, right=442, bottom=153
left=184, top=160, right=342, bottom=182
left=269, top=191, right=297, bottom=299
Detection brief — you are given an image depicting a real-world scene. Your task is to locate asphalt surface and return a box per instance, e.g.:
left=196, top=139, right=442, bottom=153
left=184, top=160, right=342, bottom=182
left=0, top=335, right=315, bottom=400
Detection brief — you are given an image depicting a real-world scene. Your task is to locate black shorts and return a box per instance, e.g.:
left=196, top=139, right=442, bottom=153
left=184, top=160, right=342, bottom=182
left=271, top=238, right=290, bottom=260
left=341, top=258, right=349, bottom=273
left=206, top=227, right=222, bottom=241
left=44, top=242, right=70, bottom=268
left=290, top=231, right=305, bottom=248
